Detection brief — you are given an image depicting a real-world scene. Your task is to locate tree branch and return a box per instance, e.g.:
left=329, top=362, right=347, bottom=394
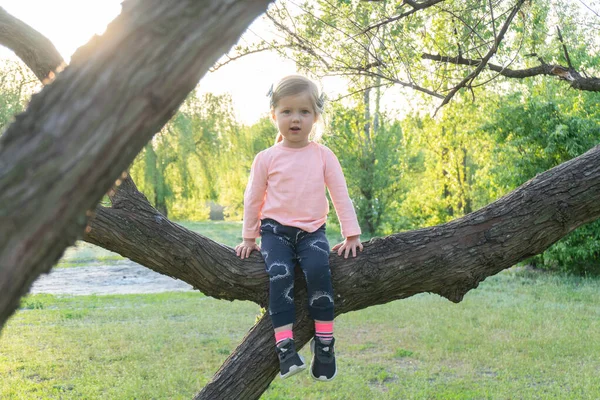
left=435, top=0, right=526, bottom=112
left=362, top=0, right=447, bottom=34
left=85, top=175, right=270, bottom=306
left=0, top=7, right=65, bottom=81
left=556, top=26, right=574, bottom=70
left=93, top=144, right=600, bottom=400
left=210, top=45, right=288, bottom=72
left=422, top=53, right=600, bottom=92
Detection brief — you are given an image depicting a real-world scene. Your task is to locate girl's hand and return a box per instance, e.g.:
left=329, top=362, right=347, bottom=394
left=332, top=235, right=363, bottom=259
left=235, top=238, right=261, bottom=259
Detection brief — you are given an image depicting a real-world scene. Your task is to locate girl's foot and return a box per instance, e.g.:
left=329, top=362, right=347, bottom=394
left=310, top=336, right=337, bottom=381
left=276, top=338, right=306, bottom=379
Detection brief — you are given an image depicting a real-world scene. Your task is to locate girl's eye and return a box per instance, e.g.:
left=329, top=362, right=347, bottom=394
left=302, top=110, right=311, bottom=114
left=282, top=110, right=290, bottom=114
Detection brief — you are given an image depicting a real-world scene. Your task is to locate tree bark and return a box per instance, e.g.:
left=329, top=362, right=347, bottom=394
left=0, top=7, right=65, bottom=81
left=87, top=176, right=270, bottom=306
left=3, top=3, right=600, bottom=400
left=196, top=313, right=281, bottom=399
left=0, top=0, right=273, bottom=328
left=195, top=300, right=316, bottom=400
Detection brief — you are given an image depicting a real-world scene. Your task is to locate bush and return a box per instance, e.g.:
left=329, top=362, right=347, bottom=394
left=537, top=219, right=600, bottom=276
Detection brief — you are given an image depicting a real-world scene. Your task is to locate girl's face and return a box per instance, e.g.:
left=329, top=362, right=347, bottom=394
left=272, top=91, right=318, bottom=148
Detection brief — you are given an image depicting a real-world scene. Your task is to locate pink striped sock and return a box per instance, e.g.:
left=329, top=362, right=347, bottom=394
left=275, top=330, right=293, bottom=345
left=315, top=322, right=334, bottom=342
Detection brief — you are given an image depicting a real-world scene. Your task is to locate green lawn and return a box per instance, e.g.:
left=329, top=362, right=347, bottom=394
left=2, top=270, right=599, bottom=399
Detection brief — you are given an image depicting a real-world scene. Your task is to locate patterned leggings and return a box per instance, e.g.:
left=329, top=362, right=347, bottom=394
left=260, top=218, right=334, bottom=328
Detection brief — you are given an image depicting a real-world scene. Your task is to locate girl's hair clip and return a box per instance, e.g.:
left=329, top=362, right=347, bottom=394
left=266, top=83, right=274, bottom=98
left=317, top=92, right=326, bottom=109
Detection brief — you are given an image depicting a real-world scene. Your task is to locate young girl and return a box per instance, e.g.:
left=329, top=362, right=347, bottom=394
left=235, top=75, right=362, bottom=381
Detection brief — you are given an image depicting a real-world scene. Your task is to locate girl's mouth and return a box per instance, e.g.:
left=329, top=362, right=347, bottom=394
left=290, top=127, right=301, bottom=131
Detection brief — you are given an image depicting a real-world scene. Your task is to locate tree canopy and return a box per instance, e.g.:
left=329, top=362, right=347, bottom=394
left=222, top=0, right=599, bottom=104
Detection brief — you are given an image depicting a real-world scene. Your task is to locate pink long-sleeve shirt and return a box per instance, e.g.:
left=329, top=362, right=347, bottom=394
left=242, top=141, right=361, bottom=239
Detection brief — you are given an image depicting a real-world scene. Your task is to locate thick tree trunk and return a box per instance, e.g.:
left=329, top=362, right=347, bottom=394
left=196, top=314, right=281, bottom=399
left=0, top=0, right=273, bottom=328
left=87, top=177, right=270, bottom=306
left=2, top=4, right=600, bottom=400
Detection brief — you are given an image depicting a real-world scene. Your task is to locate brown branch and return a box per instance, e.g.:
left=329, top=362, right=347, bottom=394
left=330, top=82, right=391, bottom=102
left=85, top=175, right=269, bottom=306
left=83, top=143, right=600, bottom=400
left=422, top=53, right=600, bottom=92
left=440, top=8, right=489, bottom=53
left=210, top=45, right=288, bottom=72
left=556, top=26, right=574, bottom=70
left=282, top=1, right=382, bottom=67
left=0, top=7, right=65, bottom=81
left=265, top=9, right=436, bottom=98
left=577, top=0, right=600, bottom=19
left=266, top=9, right=333, bottom=69
left=348, top=68, right=444, bottom=99
left=362, top=0, right=447, bottom=34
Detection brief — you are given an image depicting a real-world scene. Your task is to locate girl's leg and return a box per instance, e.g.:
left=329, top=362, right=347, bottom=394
left=314, top=320, right=334, bottom=343
left=260, top=220, right=306, bottom=378
left=296, top=224, right=334, bottom=323
left=297, top=224, right=337, bottom=381
left=274, top=324, right=293, bottom=345
left=260, top=221, right=298, bottom=331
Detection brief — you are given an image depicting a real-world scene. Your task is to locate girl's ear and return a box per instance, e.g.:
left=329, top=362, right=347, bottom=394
left=271, top=108, right=277, bottom=122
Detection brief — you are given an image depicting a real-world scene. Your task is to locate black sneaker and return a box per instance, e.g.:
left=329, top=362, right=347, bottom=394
left=310, top=336, right=337, bottom=381
left=276, top=338, right=306, bottom=379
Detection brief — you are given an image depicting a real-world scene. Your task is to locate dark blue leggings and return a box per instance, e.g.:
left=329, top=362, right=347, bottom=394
left=260, top=218, right=334, bottom=329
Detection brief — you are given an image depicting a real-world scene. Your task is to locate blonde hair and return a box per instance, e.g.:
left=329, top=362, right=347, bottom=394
left=268, top=75, right=326, bottom=144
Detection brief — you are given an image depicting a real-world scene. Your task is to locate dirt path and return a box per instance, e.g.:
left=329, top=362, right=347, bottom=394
left=30, top=261, right=194, bottom=295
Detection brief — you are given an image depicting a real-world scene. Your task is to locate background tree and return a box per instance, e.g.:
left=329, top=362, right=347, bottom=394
left=225, top=0, right=600, bottom=103
left=129, top=92, right=277, bottom=220
left=399, top=97, right=499, bottom=228
left=324, top=100, right=404, bottom=236
left=483, top=80, right=600, bottom=274
left=0, top=60, right=37, bottom=131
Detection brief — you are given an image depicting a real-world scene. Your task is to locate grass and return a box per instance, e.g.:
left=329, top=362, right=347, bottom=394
left=57, top=220, right=348, bottom=268
left=2, top=270, right=600, bottom=399
left=56, top=243, right=126, bottom=268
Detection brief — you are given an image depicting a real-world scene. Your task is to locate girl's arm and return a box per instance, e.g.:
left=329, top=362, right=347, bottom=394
left=238, top=152, right=268, bottom=258
left=323, top=147, right=361, bottom=238
left=242, top=151, right=268, bottom=239
left=323, top=147, right=363, bottom=258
